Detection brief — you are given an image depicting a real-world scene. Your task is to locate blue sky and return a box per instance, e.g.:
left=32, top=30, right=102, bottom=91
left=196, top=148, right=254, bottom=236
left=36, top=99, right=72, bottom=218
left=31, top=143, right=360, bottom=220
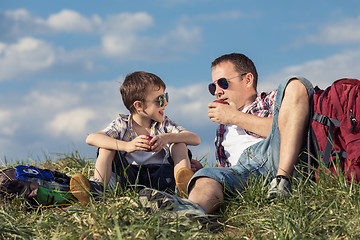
left=1, top=0, right=360, bottom=165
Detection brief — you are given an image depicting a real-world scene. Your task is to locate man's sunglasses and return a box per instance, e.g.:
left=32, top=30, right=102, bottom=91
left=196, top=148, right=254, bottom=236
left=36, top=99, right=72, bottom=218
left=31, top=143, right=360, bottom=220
left=155, top=92, right=169, bottom=107
left=208, top=73, right=248, bottom=95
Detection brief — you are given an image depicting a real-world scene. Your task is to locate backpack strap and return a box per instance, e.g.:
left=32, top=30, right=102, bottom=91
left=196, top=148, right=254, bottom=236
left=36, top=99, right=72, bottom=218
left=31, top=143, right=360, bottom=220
left=313, top=87, right=344, bottom=168
left=313, top=112, right=341, bottom=168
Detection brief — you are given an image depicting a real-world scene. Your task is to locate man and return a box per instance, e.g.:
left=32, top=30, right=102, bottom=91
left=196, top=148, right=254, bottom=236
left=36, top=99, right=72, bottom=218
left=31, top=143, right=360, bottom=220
left=138, top=53, right=314, bottom=217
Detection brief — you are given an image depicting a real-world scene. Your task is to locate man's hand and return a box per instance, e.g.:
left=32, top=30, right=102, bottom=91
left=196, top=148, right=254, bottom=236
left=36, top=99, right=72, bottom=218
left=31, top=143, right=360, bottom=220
left=208, top=101, right=238, bottom=125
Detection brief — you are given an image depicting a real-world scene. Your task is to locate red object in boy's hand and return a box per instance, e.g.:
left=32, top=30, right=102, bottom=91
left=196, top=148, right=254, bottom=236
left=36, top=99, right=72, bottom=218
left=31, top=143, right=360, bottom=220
left=145, top=135, right=154, bottom=152
left=213, top=99, right=229, bottom=105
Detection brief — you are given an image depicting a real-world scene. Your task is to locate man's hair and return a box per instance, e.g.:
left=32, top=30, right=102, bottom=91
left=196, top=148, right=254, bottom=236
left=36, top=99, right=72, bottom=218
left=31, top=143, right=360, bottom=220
left=120, top=71, right=166, bottom=113
left=211, top=53, right=258, bottom=89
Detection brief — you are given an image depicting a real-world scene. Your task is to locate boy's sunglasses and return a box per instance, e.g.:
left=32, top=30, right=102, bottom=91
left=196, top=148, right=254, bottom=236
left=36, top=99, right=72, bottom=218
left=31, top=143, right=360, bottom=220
left=155, top=92, right=169, bottom=107
left=208, top=73, right=248, bottom=95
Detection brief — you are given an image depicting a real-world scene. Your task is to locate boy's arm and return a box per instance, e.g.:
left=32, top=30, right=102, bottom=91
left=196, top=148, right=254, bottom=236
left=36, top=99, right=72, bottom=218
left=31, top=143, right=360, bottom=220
left=149, top=130, right=201, bottom=152
left=86, top=132, right=152, bottom=152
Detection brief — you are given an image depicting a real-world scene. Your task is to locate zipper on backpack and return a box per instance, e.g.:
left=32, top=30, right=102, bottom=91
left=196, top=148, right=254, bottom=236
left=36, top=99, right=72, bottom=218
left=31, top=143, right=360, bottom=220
left=350, top=108, right=356, bottom=133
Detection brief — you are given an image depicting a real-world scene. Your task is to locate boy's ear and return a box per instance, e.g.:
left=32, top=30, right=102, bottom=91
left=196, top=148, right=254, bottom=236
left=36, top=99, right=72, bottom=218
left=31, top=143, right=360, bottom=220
left=133, top=100, right=143, bottom=112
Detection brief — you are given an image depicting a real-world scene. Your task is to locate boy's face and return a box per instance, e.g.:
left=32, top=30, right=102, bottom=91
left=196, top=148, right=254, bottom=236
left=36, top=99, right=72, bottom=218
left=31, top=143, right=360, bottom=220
left=141, top=86, right=168, bottom=122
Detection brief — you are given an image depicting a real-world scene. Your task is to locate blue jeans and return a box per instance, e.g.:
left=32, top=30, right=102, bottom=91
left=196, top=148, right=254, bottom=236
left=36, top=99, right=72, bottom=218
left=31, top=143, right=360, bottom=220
left=188, top=76, right=314, bottom=195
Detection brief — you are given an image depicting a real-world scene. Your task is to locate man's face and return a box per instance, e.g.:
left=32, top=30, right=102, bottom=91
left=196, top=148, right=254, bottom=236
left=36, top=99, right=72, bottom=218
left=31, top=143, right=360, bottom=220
left=211, top=61, right=249, bottom=110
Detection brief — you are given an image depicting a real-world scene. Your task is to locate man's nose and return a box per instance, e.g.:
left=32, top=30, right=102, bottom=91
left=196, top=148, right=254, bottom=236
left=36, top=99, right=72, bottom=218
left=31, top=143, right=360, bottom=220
left=214, top=84, right=224, bottom=97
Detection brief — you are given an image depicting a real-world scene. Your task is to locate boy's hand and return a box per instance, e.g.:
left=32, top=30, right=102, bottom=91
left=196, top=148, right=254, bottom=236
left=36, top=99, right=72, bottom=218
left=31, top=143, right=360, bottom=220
left=126, top=135, right=152, bottom=153
left=148, top=134, right=169, bottom=152
left=191, top=159, right=203, bottom=173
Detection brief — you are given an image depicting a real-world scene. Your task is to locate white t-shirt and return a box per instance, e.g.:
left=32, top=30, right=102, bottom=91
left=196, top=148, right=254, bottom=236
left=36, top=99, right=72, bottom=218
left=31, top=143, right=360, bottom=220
left=222, top=106, right=263, bottom=166
left=126, top=149, right=165, bottom=165
left=102, top=114, right=183, bottom=165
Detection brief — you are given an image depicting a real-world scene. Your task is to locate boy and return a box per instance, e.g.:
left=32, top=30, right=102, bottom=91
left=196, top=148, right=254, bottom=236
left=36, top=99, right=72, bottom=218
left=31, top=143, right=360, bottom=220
left=71, top=71, right=200, bottom=205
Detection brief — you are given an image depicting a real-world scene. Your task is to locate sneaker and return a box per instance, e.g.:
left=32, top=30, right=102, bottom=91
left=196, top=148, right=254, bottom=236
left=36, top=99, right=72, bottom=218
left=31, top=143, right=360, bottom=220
left=267, top=175, right=292, bottom=200
left=138, top=187, right=207, bottom=221
left=70, top=174, right=91, bottom=206
left=175, top=167, right=194, bottom=198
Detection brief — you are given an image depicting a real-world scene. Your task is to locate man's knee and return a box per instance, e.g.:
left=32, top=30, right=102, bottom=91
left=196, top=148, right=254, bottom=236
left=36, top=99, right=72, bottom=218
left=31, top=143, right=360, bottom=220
left=188, top=176, right=219, bottom=194
left=284, top=79, right=309, bottom=100
left=280, top=79, right=310, bottom=112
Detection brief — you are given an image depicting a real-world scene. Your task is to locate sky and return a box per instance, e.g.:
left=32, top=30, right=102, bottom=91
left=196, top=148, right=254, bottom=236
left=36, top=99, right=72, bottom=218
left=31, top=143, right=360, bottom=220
left=1, top=0, right=360, bottom=166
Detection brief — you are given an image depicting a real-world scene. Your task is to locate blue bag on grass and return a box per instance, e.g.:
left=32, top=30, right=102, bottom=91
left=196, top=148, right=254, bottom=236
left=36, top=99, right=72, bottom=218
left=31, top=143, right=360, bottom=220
left=1, top=165, right=73, bottom=206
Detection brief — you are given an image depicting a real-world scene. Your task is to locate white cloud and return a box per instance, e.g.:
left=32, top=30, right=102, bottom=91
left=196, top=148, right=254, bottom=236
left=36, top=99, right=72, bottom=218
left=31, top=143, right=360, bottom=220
left=101, top=12, right=153, bottom=34
left=0, top=9, right=202, bottom=81
left=166, top=83, right=213, bottom=126
left=102, top=34, right=137, bottom=56
left=306, top=16, right=360, bottom=45
left=101, top=23, right=201, bottom=59
left=0, top=110, right=16, bottom=136
left=264, top=48, right=360, bottom=90
left=47, top=9, right=101, bottom=33
left=194, top=10, right=244, bottom=22
left=0, top=37, right=55, bottom=81
left=46, top=108, right=95, bottom=138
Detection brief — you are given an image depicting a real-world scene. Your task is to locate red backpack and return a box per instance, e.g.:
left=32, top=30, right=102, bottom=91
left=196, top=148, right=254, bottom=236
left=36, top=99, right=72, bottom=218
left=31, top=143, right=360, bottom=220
left=305, top=78, right=360, bottom=182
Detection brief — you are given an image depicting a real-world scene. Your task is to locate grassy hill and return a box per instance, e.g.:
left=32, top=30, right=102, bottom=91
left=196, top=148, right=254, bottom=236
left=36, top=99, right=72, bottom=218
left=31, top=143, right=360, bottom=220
left=1, top=151, right=360, bottom=239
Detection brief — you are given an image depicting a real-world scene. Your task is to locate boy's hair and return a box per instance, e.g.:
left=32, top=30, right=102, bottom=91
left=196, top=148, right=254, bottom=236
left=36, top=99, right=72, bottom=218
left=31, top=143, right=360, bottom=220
left=120, top=71, right=166, bottom=113
left=211, top=53, right=258, bottom=90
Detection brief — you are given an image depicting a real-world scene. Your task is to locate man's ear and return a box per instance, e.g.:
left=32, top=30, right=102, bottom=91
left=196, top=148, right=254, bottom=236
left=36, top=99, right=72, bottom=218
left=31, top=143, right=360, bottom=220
left=133, top=100, right=143, bottom=112
left=244, top=73, right=254, bottom=87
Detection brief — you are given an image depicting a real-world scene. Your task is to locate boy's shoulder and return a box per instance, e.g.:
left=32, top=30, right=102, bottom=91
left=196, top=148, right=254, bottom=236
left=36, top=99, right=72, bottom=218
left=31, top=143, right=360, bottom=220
left=118, top=113, right=130, bottom=120
left=111, top=114, right=131, bottom=125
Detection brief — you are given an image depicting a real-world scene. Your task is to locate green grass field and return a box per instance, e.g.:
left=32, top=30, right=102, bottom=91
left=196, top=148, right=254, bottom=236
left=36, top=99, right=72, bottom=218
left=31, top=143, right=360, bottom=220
left=1, top=152, right=360, bottom=239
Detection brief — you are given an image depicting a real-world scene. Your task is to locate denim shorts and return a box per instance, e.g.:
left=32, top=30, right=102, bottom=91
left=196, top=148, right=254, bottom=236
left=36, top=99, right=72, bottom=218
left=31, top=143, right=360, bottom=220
left=188, top=76, right=314, bottom=195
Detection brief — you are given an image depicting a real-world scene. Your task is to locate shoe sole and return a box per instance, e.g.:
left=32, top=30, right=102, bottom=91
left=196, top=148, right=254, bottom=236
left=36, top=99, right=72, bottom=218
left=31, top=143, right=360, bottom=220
left=138, top=188, right=177, bottom=218
left=138, top=188, right=215, bottom=229
left=175, top=168, right=194, bottom=198
left=70, top=174, right=91, bottom=206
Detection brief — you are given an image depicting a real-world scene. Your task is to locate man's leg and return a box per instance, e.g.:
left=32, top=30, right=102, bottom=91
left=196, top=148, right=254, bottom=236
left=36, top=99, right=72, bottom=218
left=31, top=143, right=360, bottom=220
left=187, top=177, right=223, bottom=213
left=277, top=79, right=310, bottom=177
left=267, top=78, right=313, bottom=199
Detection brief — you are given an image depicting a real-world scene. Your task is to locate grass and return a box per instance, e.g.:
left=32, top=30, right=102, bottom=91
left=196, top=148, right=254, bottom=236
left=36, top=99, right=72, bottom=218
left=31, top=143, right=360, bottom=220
left=1, top=152, right=360, bottom=239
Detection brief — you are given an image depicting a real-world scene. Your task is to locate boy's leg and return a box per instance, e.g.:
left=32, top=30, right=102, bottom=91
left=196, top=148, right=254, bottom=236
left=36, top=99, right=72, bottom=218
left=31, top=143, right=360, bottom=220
left=94, top=148, right=115, bottom=186
left=70, top=173, right=91, bottom=206
left=170, top=143, right=193, bottom=197
left=70, top=148, right=114, bottom=205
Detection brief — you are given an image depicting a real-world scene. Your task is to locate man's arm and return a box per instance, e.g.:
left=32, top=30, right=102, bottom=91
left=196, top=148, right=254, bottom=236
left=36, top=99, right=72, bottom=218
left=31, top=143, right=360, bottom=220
left=208, top=102, right=273, bottom=138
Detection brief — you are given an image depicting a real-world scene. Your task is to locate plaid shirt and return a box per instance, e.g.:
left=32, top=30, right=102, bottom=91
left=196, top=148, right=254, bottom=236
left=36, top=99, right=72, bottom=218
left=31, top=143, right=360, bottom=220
left=215, top=90, right=277, bottom=167
left=103, top=114, right=184, bottom=155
